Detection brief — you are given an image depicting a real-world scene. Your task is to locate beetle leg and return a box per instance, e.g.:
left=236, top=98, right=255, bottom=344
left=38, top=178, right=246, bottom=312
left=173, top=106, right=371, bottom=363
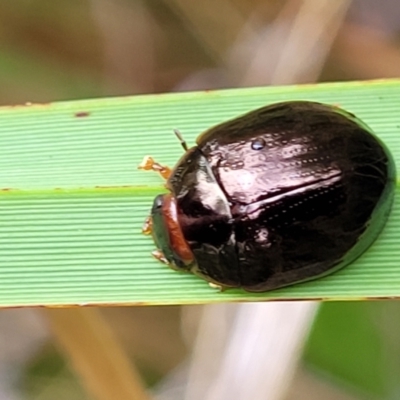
left=142, top=215, right=153, bottom=235
left=208, top=282, right=228, bottom=292
left=138, top=156, right=172, bottom=180
left=152, top=249, right=169, bottom=264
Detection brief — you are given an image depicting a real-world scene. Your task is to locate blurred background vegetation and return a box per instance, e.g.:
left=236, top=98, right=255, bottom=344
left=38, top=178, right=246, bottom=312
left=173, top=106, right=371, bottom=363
left=1, top=1, right=400, bottom=399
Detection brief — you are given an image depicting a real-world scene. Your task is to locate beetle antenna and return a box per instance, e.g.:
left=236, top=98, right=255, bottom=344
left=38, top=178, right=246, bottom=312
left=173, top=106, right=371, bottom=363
left=174, top=129, right=188, bottom=152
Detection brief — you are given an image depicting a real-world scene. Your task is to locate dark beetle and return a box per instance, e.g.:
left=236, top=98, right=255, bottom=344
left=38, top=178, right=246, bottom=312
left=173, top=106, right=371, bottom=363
left=140, top=101, right=396, bottom=292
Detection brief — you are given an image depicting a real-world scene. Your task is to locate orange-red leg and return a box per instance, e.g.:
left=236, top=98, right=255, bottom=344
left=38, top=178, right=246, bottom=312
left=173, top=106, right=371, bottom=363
left=139, top=156, right=172, bottom=262
left=142, top=215, right=153, bottom=235
left=208, top=282, right=227, bottom=291
left=138, top=156, right=172, bottom=180
left=143, top=219, right=168, bottom=264
left=152, top=249, right=168, bottom=264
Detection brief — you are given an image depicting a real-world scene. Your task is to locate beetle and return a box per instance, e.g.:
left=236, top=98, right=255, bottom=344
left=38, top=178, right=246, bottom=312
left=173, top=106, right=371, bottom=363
left=139, top=101, right=396, bottom=292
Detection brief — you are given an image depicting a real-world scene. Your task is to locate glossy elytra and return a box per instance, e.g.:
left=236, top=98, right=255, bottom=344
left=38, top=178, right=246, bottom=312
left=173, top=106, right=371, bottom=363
left=139, top=101, right=396, bottom=292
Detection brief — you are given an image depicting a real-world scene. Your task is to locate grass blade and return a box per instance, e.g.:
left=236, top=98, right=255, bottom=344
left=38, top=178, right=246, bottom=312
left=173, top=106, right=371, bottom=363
left=1, top=79, right=400, bottom=306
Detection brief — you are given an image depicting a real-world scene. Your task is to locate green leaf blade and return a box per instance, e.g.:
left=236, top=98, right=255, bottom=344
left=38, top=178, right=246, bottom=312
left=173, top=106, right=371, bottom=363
left=0, top=79, right=400, bottom=306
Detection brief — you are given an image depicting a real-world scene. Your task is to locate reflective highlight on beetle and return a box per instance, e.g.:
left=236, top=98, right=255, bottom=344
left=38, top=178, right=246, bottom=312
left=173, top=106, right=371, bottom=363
left=139, top=101, right=396, bottom=292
